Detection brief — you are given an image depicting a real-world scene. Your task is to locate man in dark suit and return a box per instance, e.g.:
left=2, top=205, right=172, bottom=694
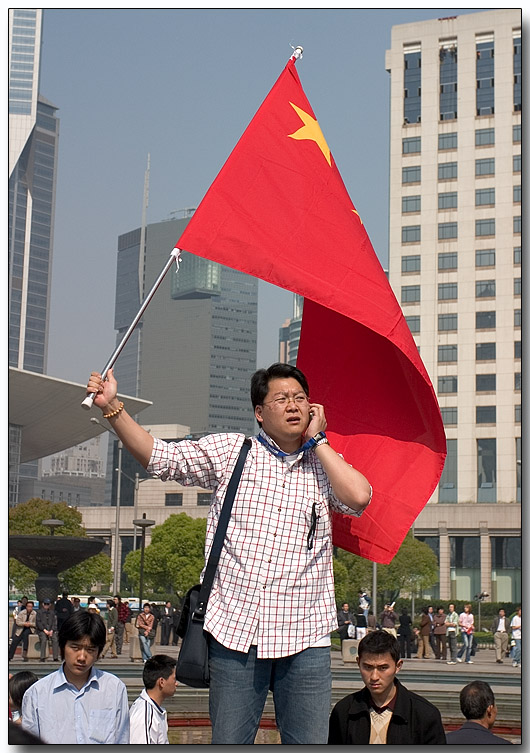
left=160, top=601, right=174, bottom=645
left=446, top=681, right=512, bottom=744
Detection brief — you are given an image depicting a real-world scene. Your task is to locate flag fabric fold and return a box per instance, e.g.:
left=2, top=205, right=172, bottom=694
left=176, top=56, right=446, bottom=564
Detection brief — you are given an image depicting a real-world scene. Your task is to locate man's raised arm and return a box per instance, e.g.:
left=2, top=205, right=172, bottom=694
left=86, top=369, right=154, bottom=468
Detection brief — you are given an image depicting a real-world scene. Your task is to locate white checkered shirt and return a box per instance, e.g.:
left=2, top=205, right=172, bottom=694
left=147, top=430, right=363, bottom=658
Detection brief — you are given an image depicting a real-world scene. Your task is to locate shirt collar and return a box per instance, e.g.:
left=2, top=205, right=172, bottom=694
left=53, top=663, right=101, bottom=692
left=257, top=429, right=306, bottom=461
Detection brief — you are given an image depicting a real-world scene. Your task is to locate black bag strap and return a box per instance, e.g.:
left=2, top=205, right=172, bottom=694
left=193, top=437, right=251, bottom=619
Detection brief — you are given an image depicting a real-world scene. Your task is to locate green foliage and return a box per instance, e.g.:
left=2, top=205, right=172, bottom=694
left=8, top=498, right=110, bottom=594
left=123, top=513, right=206, bottom=599
left=333, top=532, right=438, bottom=608
left=9, top=498, right=86, bottom=536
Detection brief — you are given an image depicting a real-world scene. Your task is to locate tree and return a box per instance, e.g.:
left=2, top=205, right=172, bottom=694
left=333, top=549, right=373, bottom=607
left=8, top=498, right=112, bottom=595
left=123, top=513, right=206, bottom=599
left=376, top=532, right=438, bottom=605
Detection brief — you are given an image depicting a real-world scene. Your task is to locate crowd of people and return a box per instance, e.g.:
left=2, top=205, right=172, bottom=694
left=337, top=599, right=522, bottom=668
left=8, top=610, right=178, bottom=744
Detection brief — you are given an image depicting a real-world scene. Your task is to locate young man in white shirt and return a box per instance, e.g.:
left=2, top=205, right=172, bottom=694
left=129, top=654, right=178, bottom=743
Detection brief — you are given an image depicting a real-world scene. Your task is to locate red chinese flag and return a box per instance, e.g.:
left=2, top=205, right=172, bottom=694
left=176, top=57, right=446, bottom=564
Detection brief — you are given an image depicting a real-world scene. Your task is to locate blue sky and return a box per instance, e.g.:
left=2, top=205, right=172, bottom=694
left=38, top=8, right=493, bottom=383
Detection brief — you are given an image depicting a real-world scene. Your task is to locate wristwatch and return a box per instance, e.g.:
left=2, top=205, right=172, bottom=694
left=310, top=431, right=329, bottom=449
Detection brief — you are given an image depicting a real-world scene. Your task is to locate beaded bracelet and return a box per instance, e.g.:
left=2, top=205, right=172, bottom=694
left=102, top=401, right=124, bottom=419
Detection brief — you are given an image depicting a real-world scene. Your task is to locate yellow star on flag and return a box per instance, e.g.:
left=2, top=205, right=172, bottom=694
left=288, top=102, right=332, bottom=166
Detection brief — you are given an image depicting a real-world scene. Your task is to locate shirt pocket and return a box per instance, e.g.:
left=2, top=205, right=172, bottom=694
left=88, top=709, right=115, bottom=743
left=300, top=496, right=330, bottom=549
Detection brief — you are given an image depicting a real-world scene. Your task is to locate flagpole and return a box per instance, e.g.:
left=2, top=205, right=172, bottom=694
left=81, top=246, right=182, bottom=409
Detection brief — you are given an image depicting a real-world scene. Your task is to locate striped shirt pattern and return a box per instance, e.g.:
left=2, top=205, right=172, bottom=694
left=148, top=430, right=363, bottom=659
left=129, top=689, right=168, bottom=744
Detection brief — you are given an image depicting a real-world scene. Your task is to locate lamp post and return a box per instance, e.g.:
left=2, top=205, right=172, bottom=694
left=474, top=591, right=489, bottom=632
left=133, top=513, right=155, bottom=609
left=42, top=519, right=64, bottom=536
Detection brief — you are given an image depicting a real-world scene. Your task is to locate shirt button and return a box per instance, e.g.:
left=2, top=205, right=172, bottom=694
left=267, top=559, right=272, bottom=563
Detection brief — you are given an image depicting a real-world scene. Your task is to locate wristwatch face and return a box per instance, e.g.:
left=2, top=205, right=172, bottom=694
left=313, top=431, right=326, bottom=443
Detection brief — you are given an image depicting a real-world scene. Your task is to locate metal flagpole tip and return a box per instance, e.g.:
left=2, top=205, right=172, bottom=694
left=290, top=44, right=303, bottom=61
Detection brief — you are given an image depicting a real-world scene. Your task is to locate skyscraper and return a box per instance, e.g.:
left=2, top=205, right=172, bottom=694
left=386, top=10, right=521, bottom=602
left=113, top=215, right=258, bottom=436
left=9, top=9, right=60, bottom=503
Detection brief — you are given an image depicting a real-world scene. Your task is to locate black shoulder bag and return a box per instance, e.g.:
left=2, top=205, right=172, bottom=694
left=175, top=438, right=251, bottom=687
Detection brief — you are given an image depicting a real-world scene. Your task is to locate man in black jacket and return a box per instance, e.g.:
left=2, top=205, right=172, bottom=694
left=328, top=631, right=446, bottom=744
left=446, top=681, right=512, bottom=744
left=35, top=599, right=59, bottom=662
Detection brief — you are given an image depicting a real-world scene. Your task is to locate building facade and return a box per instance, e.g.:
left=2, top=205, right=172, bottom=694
left=386, top=10, right=521, bottom=603
left=9, top=9, right=60, bottom=504
left=279, top=294, right=303, bottom=365
left=113, top=216, right=258, bottom=436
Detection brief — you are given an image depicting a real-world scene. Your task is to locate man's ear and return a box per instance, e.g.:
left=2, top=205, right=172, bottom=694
left=395, top=658, right=403, bottom=674
left=255, top=405, right=263, bottom=425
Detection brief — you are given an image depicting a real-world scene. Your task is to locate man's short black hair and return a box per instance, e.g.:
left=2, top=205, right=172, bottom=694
left=58, top=610, right=106, bottom=659
left=250, top=363, right=310, bottom=411
left=357, top=630, right=401, bottom=664
left=460, top=681, right=495, bottom=720
left=143, top=654, right=177, bottom=690
left=26, top=600, right=34, bottom=607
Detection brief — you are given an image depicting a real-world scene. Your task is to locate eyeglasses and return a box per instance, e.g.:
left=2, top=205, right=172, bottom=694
left=263, top=393, right=309, bottom=409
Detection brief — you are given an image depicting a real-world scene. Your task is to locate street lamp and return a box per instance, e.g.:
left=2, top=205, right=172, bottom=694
left=42, top=519, right=64, bottom=536
left=474, top=591, right=489, bottom=632
left=133, top=513, right=155, bottom=609
left=113, top=468, right=149, bottom=552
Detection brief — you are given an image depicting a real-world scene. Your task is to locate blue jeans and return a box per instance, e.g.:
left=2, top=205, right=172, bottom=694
left=138, top=634, right=152, bottom=661
left=208, top=637, right=332, bottom=744
left=457, top=632, right=473, bottom=662
left=513, top=638, right=521, bottom=664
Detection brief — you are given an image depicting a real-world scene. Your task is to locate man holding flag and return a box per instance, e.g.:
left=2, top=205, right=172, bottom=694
left=86, top=364, right=371, bottom=743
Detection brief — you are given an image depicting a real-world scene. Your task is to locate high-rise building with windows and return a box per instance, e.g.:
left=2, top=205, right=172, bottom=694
left=279, top=294, right=303, bottom=365
left=9, top=9, right=60, bottom=504
left=113, top=215, right=258, bottom=437
left=386, top=10, right=521, bottom=604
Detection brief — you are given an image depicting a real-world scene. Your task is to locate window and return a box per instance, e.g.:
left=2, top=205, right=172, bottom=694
left=438, top=283, right=457, bottom=301
left=402, top=195, right=421, bottom=213
left=438, top=344, right=457, bottom=362
left=476, top=374, right=496, bottom=392
left=197, top=493, right=212, bottom=506
left=476, top=188, right=495, bottom=206
left=442, top=407, right=458, bottom=425
left=439, top=313, right=458, bottom=331
left=513, top=124, right=521, bottom=143
left=405, top=315, right=420, bottom=333
left=402, top=166, right=421, bottom=183
left=402, top=136, right=421, bottom=154
left=514, top=341, right=521, bottom=359
left=438, top=222, right=457, bottom=240
left=438, top=376, right=457, bottom=393
left=513, top=185, right=521, bottom=203
left=476, top=158, right=495, bottom=176
left=401, top=285, right=420, bottom=303
left=476, top=280, right=495, bottom=298
left=515, top=405, right=521, bottom=424
left=438, top=162, right=457, bottom=180
left=439, top=438, right=457, bottom=502
left=514, top=277, right=521, bottom=296
left=404, top=50, right=421, bottom=124
left=402, top=225, right=421, bottom=243
left=476, top=342, right=496, bottom=360
left=513, top=216, right=521, bottom=234
left=477, top=406, right=496, bottom=424
left=438, top=132, right=457, bottom=150
left=477, top=438, right=496, bottom=503
left=514, top=309, right=521, bottom=327
left=513, top=246, right=521, bottom=264
left=438, top=252, right=457, bottom=270
left=476, top=249, right=495, bottom=267
left=402, top=255, right=421, bottom=273
left=476, top=39, right=495, bottom=116
left=476, top=219, right=495, bottom=237
left=513, top=154, right=521, bottom=172
left=165, top=493, right=183, bottom=506
left=475, top=127, right=495, bottom=146
left=476, top=311, right=495, bottom=329
left=438, top=191, right=457, bottom=210
left=439, top=44, right=458, bottom=121
left=516, top=438, right=521, bottom=503
left=515, top=372, right=521, bottom=391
